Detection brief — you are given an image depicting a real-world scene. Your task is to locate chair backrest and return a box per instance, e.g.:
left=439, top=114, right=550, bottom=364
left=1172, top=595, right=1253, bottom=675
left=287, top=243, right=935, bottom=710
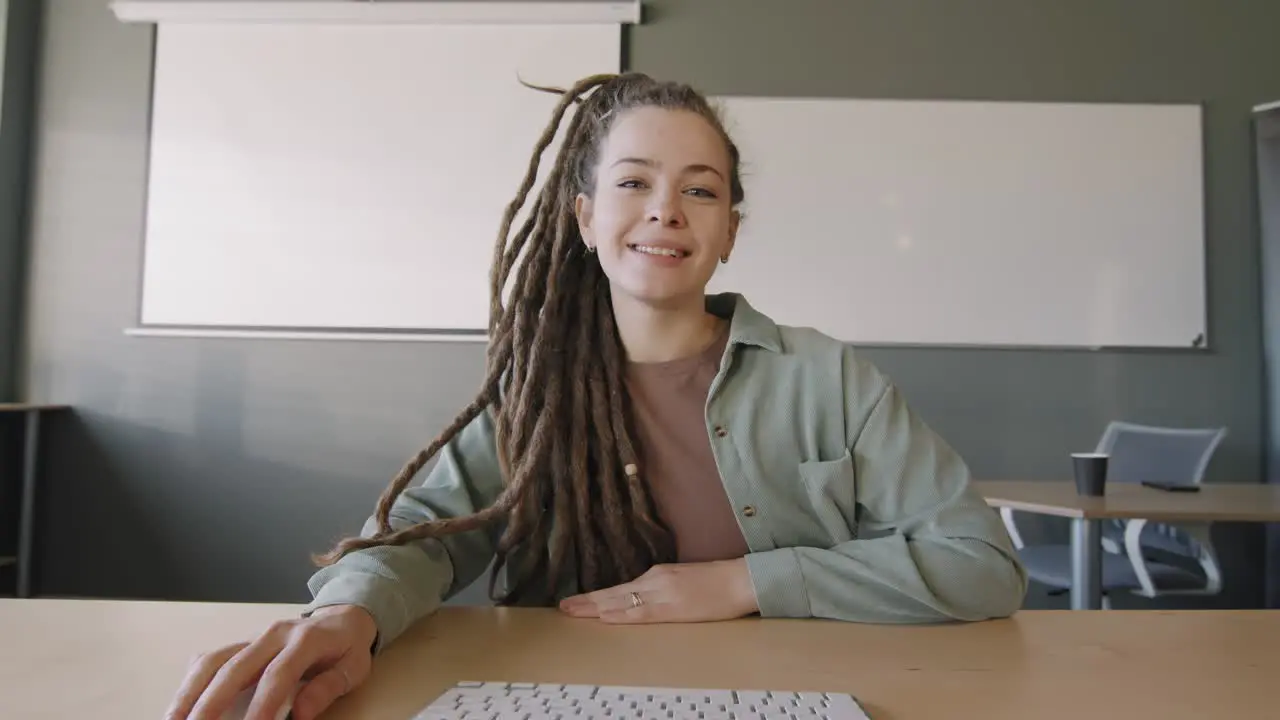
left=1094, top=421, right=1227, bottom=486
left=1094, top=421, right=1227, bottom=567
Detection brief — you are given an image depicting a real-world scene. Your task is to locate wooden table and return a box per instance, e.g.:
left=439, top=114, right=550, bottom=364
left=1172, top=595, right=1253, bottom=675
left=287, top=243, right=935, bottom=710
left=976, top=480, right=1280, bottom=610
left=0, top=600, right=1275, bottom=719
left=0, top=403, right=69, bottom=598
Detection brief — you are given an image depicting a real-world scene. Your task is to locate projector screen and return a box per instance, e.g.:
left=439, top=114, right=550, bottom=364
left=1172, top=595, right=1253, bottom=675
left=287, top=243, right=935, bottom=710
left=138, top=21, right=621, bottom=333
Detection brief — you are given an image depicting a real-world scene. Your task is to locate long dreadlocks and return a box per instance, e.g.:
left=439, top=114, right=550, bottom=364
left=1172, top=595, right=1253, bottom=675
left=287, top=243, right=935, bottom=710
left=314, top=72, right=746, bottom=606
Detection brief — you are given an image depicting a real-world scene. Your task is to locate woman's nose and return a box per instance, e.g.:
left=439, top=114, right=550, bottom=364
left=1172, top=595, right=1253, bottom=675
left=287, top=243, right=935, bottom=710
left=647, top=190, right=687, bottom=228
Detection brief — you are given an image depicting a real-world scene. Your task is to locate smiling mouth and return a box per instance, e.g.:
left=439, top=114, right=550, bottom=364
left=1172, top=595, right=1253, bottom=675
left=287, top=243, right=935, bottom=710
left=628, top=243, right=691, bottom=258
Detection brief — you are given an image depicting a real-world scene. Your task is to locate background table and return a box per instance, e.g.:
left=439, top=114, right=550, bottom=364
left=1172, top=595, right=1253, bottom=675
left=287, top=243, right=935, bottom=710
left=976, top=480, right=1280, bottom=609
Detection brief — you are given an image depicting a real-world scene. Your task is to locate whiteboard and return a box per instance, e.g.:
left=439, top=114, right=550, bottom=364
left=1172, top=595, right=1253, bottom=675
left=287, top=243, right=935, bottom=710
left=706, top=96, right=1207, bottom=348
left=138, top=22, right=620, bottom=333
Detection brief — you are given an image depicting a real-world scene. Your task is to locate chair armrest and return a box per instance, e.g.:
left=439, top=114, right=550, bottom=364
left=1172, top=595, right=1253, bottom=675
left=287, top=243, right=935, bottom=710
left=998, top=507, right=1026, bottom=549
left=1121, top=519, right=1223, bottom=597
left=1122, top=518, right=1158, bottom=597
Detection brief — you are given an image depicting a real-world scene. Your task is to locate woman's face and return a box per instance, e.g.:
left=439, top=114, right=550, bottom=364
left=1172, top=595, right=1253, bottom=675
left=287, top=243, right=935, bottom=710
left=575, top=107, right=740, bottom=310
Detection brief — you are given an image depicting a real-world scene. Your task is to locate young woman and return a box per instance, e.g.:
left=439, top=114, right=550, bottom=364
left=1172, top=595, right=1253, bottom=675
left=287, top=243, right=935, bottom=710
left=168, top=72, right=1026, bottom=720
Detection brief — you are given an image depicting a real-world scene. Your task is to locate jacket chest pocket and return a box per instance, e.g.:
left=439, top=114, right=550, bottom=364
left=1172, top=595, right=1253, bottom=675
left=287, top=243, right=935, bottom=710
left=798, top=451, right=859, bottom=544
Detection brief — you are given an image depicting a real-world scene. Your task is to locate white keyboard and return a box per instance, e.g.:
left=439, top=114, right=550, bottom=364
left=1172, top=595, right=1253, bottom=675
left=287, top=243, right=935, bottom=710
left=414, top=681, right=872, bottom=719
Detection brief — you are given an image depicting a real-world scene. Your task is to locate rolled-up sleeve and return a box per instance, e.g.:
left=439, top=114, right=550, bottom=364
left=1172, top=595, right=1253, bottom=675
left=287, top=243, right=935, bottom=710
left=304, top=407, right=506, bottom=652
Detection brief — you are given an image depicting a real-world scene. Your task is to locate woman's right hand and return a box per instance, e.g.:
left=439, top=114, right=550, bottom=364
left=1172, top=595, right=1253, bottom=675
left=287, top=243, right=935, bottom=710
left=164, top=604, right=379, bottom=720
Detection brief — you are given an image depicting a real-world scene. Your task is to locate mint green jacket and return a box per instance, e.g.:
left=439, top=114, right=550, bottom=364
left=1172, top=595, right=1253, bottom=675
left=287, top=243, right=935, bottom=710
left=305, top=294, right=1027, bottom=652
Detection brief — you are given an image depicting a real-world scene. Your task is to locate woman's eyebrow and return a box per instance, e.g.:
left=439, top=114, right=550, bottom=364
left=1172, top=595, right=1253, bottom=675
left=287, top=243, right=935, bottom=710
left=610, top=157, right=725, bottom=180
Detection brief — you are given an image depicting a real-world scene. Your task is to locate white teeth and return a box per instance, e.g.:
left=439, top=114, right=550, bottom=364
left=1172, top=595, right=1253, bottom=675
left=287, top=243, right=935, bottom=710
left=631, top=245, right=683, bottom=258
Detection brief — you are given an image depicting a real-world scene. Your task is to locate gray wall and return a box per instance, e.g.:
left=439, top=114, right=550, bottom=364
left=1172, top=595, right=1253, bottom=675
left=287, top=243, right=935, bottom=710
left=0, top=0, right=10, bottom=401
left=0, top=0, right=38, bottom=593
left=1258, top=110, right=1280, bottom=608
left=18, top=0, right=1278, bottom=608
left=1, top=0, right=39, bottom=402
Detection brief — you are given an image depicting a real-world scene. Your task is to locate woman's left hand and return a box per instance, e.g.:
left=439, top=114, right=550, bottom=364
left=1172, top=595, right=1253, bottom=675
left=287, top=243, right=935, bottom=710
left=558, top=558, right=759, bottom=623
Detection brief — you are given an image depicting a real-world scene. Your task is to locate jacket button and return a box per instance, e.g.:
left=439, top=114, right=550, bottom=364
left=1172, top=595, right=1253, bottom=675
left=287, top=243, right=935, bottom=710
left=714, top=425, right=728, bottom=438
left=742, top=505, right=756, bottom=517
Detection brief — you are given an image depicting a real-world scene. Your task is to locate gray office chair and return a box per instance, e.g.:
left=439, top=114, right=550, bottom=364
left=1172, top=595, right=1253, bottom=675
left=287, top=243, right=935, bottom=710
left=1001, top=421, right=1227, bottom=606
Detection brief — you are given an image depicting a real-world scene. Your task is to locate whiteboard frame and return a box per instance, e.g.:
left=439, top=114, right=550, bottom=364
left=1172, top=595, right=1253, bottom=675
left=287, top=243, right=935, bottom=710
left=110, top=1, right=643, bottom=25
left=124, top=326, right=485, bottom=343
left=121, top=326, right=1216, bottom=351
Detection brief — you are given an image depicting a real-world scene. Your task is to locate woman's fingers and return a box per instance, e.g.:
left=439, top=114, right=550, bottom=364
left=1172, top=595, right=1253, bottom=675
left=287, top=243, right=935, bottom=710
left=166, top=606, right=379, bottom=720
left=247, top=622, right=356, bottom=720
left=598, top=585, right=663, bottom=623
left=561, top=582, right=657, bottom=618
left=290, top=651, right=371, bottom=720
left=165, top=643, right=248, bottom=720
left=243, top=639, right=312, bottom=720
left=187, top=621, right=293, bottom=719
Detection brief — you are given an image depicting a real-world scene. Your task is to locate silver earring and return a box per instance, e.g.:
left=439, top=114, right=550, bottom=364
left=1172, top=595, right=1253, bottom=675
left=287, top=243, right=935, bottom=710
left=586, top=245, right=596, bottom=254
left=720, top=255, right=729, bottom=264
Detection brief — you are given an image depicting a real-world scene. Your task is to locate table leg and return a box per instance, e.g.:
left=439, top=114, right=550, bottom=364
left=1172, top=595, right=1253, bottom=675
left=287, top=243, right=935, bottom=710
left=1070, top=517, right=1102, bottom=610
left=17, top=410, right=40, bottom=598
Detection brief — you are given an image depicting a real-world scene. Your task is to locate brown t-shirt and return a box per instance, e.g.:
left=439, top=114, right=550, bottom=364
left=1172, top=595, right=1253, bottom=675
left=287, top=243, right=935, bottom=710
left=625, top=323, right=750, bottom=563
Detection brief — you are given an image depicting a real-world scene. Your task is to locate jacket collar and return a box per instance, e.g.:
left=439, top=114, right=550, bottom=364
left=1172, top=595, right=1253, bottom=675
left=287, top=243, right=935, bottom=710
left=706, top=292, right=783, bottom=354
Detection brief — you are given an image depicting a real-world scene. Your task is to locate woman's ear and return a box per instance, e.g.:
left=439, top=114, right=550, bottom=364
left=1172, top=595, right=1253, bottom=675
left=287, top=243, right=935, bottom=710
left=575, top=193, right=595, bottom=250
left=724, top=209, right=741, bottom=258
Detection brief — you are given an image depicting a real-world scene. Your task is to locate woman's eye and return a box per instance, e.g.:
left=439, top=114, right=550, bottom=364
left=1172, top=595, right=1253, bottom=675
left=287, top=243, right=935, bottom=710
left=686, top=187, right=717, bottom=199
left=618, top=179, right=645, bottom=189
